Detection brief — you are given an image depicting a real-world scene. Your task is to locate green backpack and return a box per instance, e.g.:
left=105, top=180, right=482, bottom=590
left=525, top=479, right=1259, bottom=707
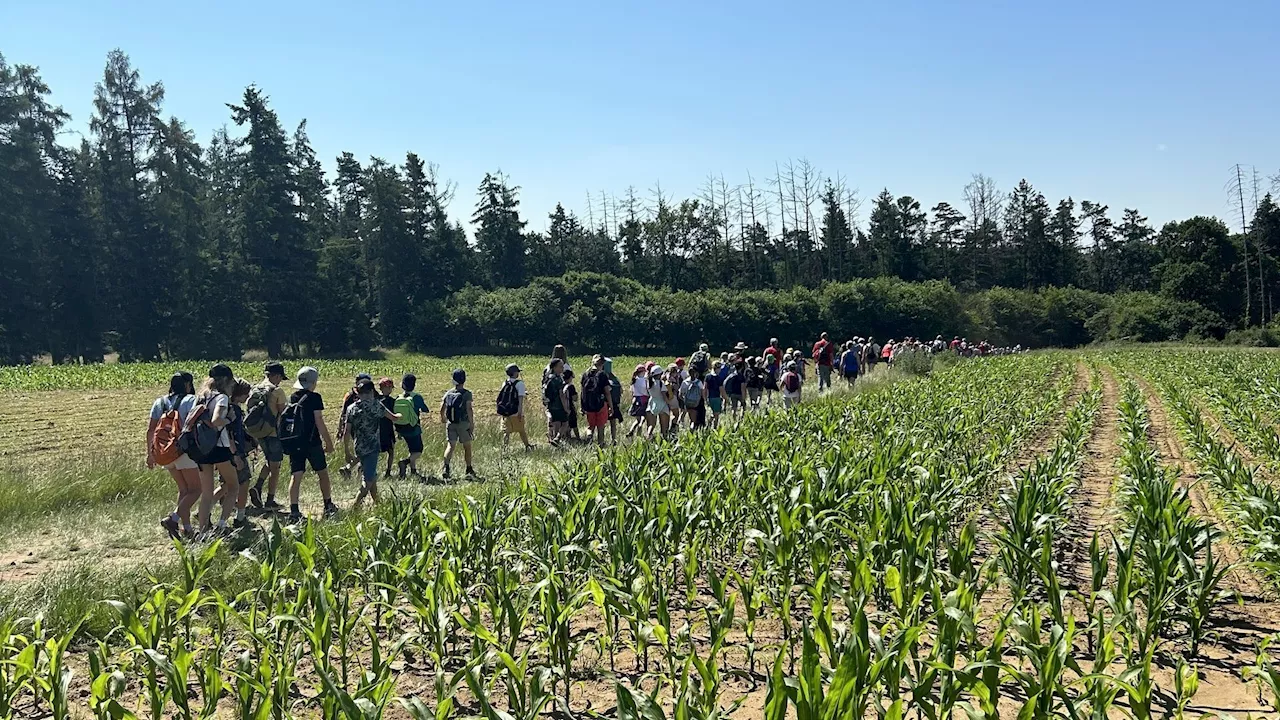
left=393, top=392, right=420, bottom=428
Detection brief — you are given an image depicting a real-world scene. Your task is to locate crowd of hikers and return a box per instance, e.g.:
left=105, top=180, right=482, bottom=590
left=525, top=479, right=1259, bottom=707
left=144, top=334, right=1022, bottom=537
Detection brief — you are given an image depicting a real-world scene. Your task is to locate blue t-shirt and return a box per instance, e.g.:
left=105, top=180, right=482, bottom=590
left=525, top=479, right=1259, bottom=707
left=705, top=372, right=722, bottom=398
left=716, top=365, right=730, bottom=383
left=150, top=394, right=196, bottom=426
left=724, top=372, right=745, bottom=395
left=401, top=392, right=431, bottom=436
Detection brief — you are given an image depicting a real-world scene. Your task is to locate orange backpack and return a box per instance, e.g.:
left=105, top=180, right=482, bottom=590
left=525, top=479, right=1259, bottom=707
left=152, top=396, right=185, bottom=466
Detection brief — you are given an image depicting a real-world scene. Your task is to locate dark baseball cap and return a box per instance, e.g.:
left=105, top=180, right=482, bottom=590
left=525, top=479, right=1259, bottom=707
left=452, top=368, right=466, bottom=384
left=355, top=379, right=375, bottom=394
left=355, top=372, right=372, bottom=382
left=209, top=363, right=234, bottom=379
left=264, top=362, right=285, bottom=377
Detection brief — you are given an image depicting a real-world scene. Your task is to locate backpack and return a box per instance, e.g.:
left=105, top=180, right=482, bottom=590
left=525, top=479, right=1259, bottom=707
left=690, top=351, right=710, bottom=375
left=393, top=393, right=420, bottom=427
left=277, top=391, right=316, bottom=454
left=543, top=377, right=561, bottom=408
left=243, top=384, right=277, bottom=439
left=580, top=370, right=606, bottom=413
left=444, top=390, right=469, bottom=424
left=682, top=380, right=703, bottom=407
left=178, top=394, right=222, bottom=464
left=152, top=395, right=185, bottom=466
left=496, top=379, right=521, bottom=417
left=783, top=372, right=801, bottom=393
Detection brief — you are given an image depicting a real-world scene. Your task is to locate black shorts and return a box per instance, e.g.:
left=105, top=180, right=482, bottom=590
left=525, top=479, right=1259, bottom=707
left=288, top=445, right=328, bottom=475
left=379, top=429, right=396, bottom=453
left=402, top=431, right=424, bottom=454
left=549, top=408, right=569, bottom=424
left=199, top=447, right=233, bottom=468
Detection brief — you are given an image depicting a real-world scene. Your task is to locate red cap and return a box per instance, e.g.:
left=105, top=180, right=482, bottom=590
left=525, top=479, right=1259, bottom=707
left=675, top=357, right=685, bottom=366
left=377, top=377, right=394, bottom=388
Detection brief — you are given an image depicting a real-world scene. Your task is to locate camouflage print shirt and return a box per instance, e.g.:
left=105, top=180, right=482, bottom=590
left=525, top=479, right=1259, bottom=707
left=343, top=396, right=384, bottom=457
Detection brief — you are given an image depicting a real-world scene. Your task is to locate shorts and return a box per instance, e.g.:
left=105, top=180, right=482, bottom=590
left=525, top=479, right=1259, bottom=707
left=783, top=394, right=800, bottom=409
left=260, top=436, right=284, bottom=464
left=503, top=414, right=526, bottom=434
left=379, top=430, right=395, bottom=453
left=199, top=447, right=233, bottom=468
left=708, top=397, right=723, bottom=415
left=236, top=455, right=252, bottom=485
left=401, top=429, right=424, bottom=454
left=586, top=407, right=610, bottom=429
left=629, top=397, right=649, bottom=417
left=549, top=407, right=569, bottom=424
left=359, top=452, right=380, bottom=485
left=446, top=421, right=473, bottom=445
left=748, top=388, right=762, bottom=403
left=728, top=394, right=745, bottom=410
left=610, top=400, right=623, bottom=422
left=843, top=370, right=858, bottom=381
left=288, top=444, right=328, bottom=475
left=818, top=365, right=832, bottom=382
left=689, top=404, right=706, bottom=429
left=165, top=454, right=198, bottom=471
left=568, top=411, right=578, bottom=430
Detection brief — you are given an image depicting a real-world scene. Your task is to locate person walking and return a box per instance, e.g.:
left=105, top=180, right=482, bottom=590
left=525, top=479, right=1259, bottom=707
left=580, top=355, right=614, bottom=448
left=626, top=363, right=650, bottom=439
left=705, top=360, right=725, bottom=428
left=247, top=362, right=287, bottom=511
left=281, top=366, right=337, bottom=524
left=646, top=364, right=673, bottom=439
left=193, top=364, right=241, bottom=535
left=564, top=368, right=581, bottom=441
left=225, top=379, right=254, bottom=528
left=336, top=373, right=372, bottom=479
left=440, top=368, right=476, bottom=480
left=543, top=358, right=571, bottom=445
left=393, top=374, right=430, bottom=479
left=679, top=368, right=707, bottom=431
left=605, top=358, right=623, bottom=446
left=763, top=338, right=783, bottom=367
left=346, top=378, right=401, bottom=508
left=763, top=353, right=780, bottom=405
left=497, top=364, right=534, bottom=450
left=377, top=378, right=398, bottom=476
left=812, top=332, right=835, bottom=392
left=781, top=361, right=804, bottom=409
left=745, top=356, right=764, bottom=410
left=148, top=371, right=199, bottom=539
left=724, top=360, right=746, bottom=419
left=839, top=340, right=861, bottom=387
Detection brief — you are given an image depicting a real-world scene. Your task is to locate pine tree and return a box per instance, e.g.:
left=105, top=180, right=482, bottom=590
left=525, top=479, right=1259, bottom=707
left=819, top=181, right=854, bottom=281
left=927, top=202, right=966, bottom=281
left=473, top=172, right=527, bottom=287
left=228, top=86, right=311, bottom=357
left=1048, top=199, right=1082, bottom=288
left=362, top=158, right=413, bottom=342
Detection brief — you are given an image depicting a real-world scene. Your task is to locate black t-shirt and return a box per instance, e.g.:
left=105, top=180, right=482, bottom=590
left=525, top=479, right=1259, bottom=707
left=378, top=395, right=396, bottom=440
left=289, top=390, right=325, bottom=447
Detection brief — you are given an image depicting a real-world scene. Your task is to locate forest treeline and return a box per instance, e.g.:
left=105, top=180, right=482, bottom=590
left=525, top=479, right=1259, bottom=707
left=3, top=49, right=1279, bottom=363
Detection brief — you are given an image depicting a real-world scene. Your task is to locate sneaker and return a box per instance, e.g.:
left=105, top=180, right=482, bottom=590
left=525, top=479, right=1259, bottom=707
left=398, top=459, right=410, bottom=479
left=323, top=503, right=339, bottom=519
left=338, top=466, right=352, bottom=480
left=160, top=516, right=180, bottom=540
left=287, top=512, right=303, bottom=525
left=264, top=499, right=283, bottom=511
left=249, top=487, right=263, bottom=508
left=441, top=467, right=451, bottom=481
left=465, top=467, right=477, bottom=479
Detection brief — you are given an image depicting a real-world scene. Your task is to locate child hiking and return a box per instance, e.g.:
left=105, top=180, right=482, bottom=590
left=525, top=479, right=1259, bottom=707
left=440, top=368, right=476, bottom=479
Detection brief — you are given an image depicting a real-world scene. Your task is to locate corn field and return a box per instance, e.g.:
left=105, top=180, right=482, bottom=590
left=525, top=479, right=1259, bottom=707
left=6, top=348, right=1280, bottom=718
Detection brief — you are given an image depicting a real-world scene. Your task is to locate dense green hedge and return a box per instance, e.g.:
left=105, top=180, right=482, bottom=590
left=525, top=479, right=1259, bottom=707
left=411, top=272, right=1229, bottom=351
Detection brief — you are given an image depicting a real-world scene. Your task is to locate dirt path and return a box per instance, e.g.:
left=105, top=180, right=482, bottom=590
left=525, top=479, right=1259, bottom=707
left=1136, top=376, right=1280, bottom=716
left=1059, top=363, right=1118, bottom=592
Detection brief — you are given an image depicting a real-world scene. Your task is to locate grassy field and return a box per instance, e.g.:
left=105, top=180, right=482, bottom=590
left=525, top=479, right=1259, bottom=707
left=5, top=347, right=1280, bottom=717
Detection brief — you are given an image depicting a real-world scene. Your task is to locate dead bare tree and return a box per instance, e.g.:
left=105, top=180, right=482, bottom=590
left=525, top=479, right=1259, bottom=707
left=1229, top=164, right=1254, bottom=325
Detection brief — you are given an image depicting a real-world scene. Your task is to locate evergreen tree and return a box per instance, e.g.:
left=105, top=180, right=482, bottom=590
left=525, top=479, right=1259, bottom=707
left=228, top=86, right=311, bottom=357
left=1048, top=199, right=1082, bottom=288
left=927, top=202, right=966, bottom=281
left=361, top=157, right=413, bottom=342
left=1115, top=208, right=1157, bottom=292
left=473, top=172, right=527, bottom=287
left=819, top=181, right=854, bottom=281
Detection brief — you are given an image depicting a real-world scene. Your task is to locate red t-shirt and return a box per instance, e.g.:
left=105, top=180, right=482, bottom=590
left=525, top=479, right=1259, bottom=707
left=764, top=346, right=783, bottom=363
left=812, top=340, right=834, bottom=366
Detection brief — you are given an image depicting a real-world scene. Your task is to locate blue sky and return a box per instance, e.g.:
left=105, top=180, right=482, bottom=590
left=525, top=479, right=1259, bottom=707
left=4, top=0, right=1277, bottom=232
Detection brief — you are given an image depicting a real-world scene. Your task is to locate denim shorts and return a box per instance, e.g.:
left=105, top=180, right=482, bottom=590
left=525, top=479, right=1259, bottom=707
left=260, top=436, right=284, bottom=464
left=359, top=452, right=380, bottom=485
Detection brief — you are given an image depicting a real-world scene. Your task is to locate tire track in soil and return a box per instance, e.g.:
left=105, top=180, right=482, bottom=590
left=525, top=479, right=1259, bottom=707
left=1058, top=363, right=1118, bottom=593
left=1137, top=376, right=1280, bottom=717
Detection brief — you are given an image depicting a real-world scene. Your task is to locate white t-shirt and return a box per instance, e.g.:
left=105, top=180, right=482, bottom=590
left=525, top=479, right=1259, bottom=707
left=781, top=373, right=802, bottom=400
left=209, top=393, right=232, bottom=447
left=150, top=394, right=196, bottom=426
left=631, top=377, right=649, bottom=397
left=514, top=379, right=527, bottom=398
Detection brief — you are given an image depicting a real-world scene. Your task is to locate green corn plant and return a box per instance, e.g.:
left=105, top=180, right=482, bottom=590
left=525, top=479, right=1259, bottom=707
left=1246, top=635, right=1280, bottom=711
left=87, top=639, right=136, bottom=720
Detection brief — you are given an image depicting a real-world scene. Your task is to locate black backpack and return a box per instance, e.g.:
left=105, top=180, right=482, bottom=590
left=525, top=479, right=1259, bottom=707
left=178, top=393, right=222, bottom=464
left=444, top=390, right=469, bottom=423
left=580, top=370, right=606, bottom=413
left=496, top=379, right=521, bottom=417
left=690, top=351, right=710, bottom=375
left=277, top=391, right=315, bottom=454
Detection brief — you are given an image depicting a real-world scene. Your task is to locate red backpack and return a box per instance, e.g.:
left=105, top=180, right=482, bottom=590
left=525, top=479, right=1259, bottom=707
left=783, top=372, right=801, bottom=393
left=152, top=396, right=185, bottom=466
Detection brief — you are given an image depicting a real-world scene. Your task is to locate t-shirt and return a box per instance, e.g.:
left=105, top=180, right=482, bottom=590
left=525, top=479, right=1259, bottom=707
left=745, top=367, right=764, bottom=389
left=513, top=379, right=527, bottom=398
left=679, top=378, right=703, bottom=407
left=566, top=384, right=578, bottom=413
left=206, top=393, right=232, bottom=448
left=442, top=388, right=473, bottom=424
left=782, top=372, right=802, bottom=398
left=813, top=340, right=834, bottom=366
left=345, top=396, right=384, bottom=456
left=581, top=369, right=611, bottom=412
left=228, top=404, right=248, bottom=455
left=716, top=364, right=730, bottom=383
left=150, top=394, right=196, bottom=426
left=631, top=376, right=649, bottom=398
left=544, top=375, right=566, bottom=412
left=704, top=372, right=722, bottom=398
left=289, top=390, right=326, bottom=448
left=724, top=371, right=745, bottom=395
left=399, top=393, right=431, bottom=436
left=379, top=395, right=396, bottom=440
left=338, top=389, right=360, bottom=433
left=764, top=347, right=783, bottom=364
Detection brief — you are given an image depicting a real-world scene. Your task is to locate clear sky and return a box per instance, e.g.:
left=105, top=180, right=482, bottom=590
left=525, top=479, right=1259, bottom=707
left=4, top=0, right=1277, bottom=232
